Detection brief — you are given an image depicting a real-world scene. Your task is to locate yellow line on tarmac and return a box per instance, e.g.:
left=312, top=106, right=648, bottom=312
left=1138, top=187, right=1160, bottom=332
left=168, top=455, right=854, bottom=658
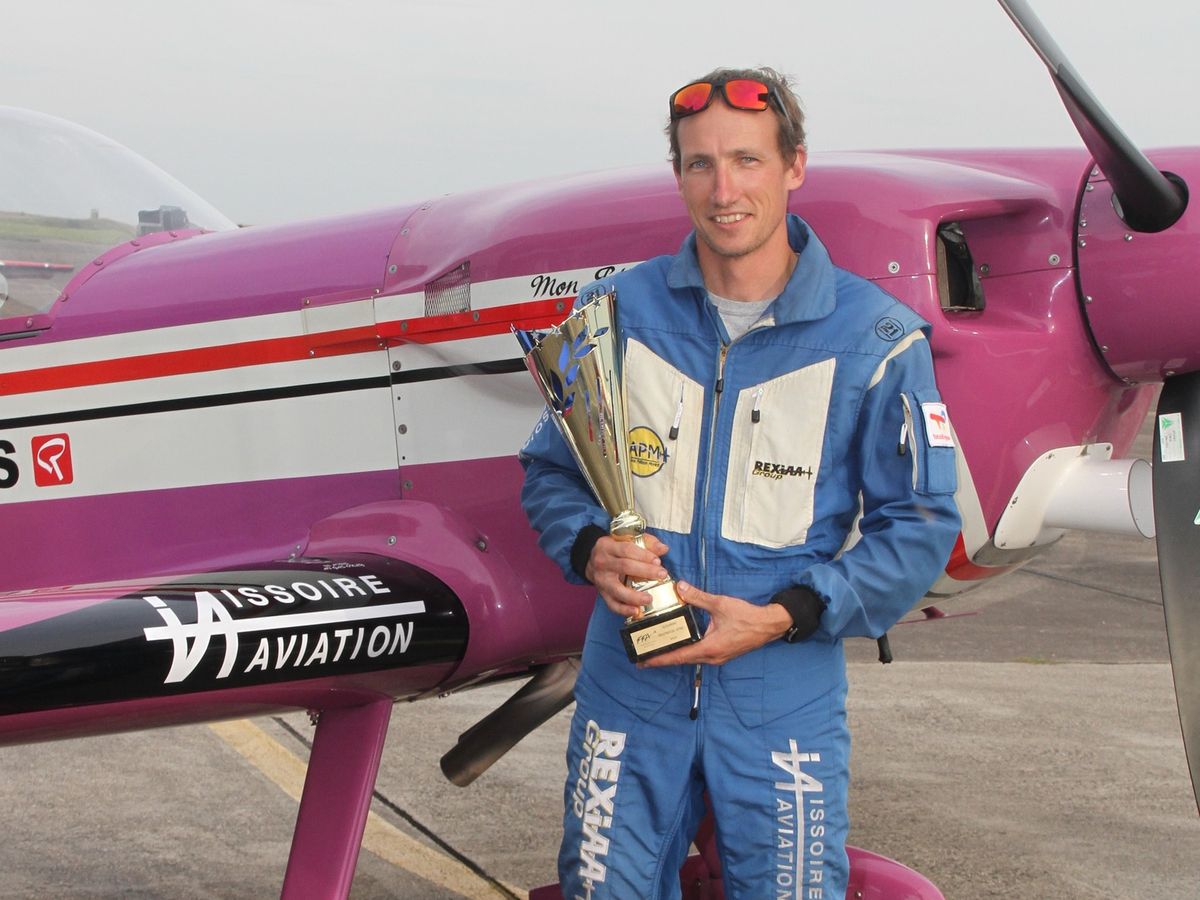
left=208, top=719, right=526, bottom=900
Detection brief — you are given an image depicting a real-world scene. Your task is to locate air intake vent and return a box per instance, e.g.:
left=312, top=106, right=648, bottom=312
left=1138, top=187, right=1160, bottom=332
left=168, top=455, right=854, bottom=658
left=425, top=261, right=471, bottom=316
left=936, top=223, right=985, bottom=312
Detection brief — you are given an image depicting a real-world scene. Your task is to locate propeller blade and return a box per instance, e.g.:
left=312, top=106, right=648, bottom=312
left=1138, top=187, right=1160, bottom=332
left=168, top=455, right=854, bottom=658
left=1152, top=372, right=1200, bottom=813
left=998, top=0, right=1188, bottom=232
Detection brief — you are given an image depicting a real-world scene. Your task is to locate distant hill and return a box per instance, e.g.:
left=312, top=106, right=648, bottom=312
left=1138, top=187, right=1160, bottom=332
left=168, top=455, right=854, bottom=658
left=0, top=210, right=135, bottom=247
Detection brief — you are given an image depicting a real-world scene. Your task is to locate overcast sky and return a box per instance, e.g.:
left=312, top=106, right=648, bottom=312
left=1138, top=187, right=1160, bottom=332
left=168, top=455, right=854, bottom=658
left=5, top=0, right=1198, bottom=225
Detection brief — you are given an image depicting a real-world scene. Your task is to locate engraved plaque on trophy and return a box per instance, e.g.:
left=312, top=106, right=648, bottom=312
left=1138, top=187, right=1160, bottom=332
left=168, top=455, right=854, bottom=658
left=514, top=290, right=702, bottom=663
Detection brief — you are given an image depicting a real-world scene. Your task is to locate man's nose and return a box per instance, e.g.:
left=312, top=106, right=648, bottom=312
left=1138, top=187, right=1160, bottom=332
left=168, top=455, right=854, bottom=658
left=711, top=164, right=737, bottom=206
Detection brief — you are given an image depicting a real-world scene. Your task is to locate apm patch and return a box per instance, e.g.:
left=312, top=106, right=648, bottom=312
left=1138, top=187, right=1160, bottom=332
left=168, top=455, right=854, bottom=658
left=628, top=426, right=668, bottom=477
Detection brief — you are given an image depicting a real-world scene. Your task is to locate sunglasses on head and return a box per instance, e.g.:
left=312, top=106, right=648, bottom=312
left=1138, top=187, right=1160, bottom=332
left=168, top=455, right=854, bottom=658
left=669, top=78, right=781, bottom=120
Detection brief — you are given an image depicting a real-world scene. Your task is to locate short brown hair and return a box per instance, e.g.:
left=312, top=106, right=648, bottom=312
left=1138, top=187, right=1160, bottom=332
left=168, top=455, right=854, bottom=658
left=666, top=66, right=806, bottom=173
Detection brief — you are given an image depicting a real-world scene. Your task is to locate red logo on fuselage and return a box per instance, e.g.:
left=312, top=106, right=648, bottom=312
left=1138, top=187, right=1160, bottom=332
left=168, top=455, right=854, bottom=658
left=32, top=434, right=74, bottom=486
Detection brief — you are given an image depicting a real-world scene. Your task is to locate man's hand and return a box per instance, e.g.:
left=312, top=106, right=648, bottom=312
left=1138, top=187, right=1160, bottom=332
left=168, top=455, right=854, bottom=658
left=641, top=582, right=793, bottom=667
left=586, top=533, right=671, bottom=618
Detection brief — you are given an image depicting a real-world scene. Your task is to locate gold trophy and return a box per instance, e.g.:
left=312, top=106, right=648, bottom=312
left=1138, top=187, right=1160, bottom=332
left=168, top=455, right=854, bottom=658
left=515, top=290, right=701, bottom=663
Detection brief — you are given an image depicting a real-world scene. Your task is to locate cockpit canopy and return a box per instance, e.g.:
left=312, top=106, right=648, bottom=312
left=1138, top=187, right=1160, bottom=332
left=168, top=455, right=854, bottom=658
left=0, top=107, right=235, bottom=319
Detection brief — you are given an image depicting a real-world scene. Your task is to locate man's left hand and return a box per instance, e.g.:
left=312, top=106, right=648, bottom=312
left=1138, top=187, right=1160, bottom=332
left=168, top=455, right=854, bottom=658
left=640, top=581, right=793, bottom=667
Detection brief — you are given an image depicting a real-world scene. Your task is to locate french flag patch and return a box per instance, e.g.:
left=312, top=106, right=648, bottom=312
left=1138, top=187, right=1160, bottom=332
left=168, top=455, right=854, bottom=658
left=921, top=403, right=954, bottom=448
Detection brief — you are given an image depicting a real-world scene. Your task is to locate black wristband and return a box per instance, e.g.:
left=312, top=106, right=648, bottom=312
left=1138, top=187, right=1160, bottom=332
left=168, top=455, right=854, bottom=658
left=570, top=524, right=608, bottom=582
left=769, top=586, right=826, bottom=644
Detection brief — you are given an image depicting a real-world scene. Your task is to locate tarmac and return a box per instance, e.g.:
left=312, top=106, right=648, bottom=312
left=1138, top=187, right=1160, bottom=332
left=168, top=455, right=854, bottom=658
left=2, top=435, right=1199, bottom=897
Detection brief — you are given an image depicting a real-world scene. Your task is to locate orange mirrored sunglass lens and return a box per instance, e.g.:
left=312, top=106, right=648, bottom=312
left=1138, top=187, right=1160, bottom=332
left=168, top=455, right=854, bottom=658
left=670, top=79, right=773, bottom=117
left=672, top=82, right=714, bottom=114
left=722, top=79, right=770, bottom=110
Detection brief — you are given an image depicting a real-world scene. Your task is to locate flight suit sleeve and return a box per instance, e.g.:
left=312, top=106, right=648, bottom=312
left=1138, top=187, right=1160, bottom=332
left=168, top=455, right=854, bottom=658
left=518, top=408, right=610, bottom=586
left=797, top=330, right=961, bottom=640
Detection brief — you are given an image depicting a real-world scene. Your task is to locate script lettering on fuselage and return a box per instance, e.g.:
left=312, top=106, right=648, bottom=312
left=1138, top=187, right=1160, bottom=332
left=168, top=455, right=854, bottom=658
left=530, top=273, right=579, bottom=299
left=591, top=265, right=632, bottom=280
left=528, top=266, right=634, bottom=301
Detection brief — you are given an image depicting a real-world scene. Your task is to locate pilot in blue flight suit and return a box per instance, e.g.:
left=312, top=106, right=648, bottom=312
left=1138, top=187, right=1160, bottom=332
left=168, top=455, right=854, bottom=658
left=521, top=66, right=961, bottom=900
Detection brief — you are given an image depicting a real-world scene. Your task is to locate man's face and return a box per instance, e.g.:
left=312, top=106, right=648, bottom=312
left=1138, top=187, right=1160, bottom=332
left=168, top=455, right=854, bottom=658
left=674, top=100, right=805, bottom=266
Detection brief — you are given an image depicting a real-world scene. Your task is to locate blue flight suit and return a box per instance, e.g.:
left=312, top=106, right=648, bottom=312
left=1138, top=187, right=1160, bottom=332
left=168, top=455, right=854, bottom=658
left=520, top=215, right=961, bottom=899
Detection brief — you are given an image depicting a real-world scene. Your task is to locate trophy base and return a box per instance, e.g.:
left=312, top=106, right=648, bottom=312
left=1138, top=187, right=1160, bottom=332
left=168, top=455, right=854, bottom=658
left=620, top=603, right=702, bottom=663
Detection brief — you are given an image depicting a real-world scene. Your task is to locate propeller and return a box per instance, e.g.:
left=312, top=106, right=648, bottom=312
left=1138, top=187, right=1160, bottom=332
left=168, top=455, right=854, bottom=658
left=999, top=0, right=1198, bottom=812
left=1152, top=378, right=1200, bottom=813
left=998, top=0, right=1188, bottom=233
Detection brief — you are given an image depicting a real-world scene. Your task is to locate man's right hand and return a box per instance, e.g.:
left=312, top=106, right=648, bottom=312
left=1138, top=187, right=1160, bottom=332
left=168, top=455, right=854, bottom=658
left=585, top=533, right=671, bottom=619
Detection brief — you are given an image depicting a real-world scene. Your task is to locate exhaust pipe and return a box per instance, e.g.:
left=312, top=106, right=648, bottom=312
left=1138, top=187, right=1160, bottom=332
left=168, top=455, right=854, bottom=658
left=440, top=658, right=580, bottom=786
left=1043, top=456, right=1154, bottom=538
left=995, top=444, right=1155, bottom=550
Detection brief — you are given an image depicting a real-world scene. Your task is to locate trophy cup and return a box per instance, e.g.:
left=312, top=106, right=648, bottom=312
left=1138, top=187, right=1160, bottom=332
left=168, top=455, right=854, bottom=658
left=514, top=290, right=702, bottom=663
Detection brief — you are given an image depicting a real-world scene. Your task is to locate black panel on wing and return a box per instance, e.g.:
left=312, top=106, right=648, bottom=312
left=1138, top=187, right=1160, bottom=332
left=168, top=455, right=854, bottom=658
left=0, top=555, right=467, bottom=716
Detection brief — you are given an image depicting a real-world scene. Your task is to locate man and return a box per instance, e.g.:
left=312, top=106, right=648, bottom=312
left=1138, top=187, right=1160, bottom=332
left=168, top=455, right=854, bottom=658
left=520, top=67, right=961, bottom=899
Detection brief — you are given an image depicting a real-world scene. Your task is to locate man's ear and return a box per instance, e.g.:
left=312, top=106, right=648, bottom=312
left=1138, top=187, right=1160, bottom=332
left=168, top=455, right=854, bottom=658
left=787, top=146, right=807, bottom=191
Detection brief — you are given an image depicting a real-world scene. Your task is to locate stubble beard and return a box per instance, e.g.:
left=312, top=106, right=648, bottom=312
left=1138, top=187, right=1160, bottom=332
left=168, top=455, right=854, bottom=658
left=697, top=222, right=770, bottom=260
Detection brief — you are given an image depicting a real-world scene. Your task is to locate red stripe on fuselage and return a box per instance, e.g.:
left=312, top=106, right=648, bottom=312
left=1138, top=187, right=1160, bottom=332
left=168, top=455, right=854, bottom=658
left=0, top=332, right=367, bottom=396
left=0, top=298, right=571, bottom=396
left=382, top=299, right=573, bottom=345
left=945, top=533, right=1013, bottom=581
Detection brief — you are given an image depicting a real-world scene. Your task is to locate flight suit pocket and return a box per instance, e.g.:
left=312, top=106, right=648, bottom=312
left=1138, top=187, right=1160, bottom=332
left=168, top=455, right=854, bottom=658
left=721, top=359, right=836, bottom=548
left=716, top=640, right=842, bottom=730
left=625, top=339, right=703, bottom=535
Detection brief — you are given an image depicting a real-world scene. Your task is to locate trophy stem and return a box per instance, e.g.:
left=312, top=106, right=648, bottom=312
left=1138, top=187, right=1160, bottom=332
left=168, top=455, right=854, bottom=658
left=610, top=515, right=703, bottom=662
left=610, top=509, right=645, bottom=541
left=609, top=510, right=674, bottom=617
left=627, top=577, right=683, bottom=618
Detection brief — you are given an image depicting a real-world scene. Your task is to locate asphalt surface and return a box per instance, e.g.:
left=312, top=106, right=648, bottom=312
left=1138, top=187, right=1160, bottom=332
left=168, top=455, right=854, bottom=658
left=2, top=434, right=1199, bottom=897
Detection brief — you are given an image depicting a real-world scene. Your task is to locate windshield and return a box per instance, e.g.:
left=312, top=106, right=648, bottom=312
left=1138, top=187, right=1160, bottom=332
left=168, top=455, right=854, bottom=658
left=0, top=107, right=235, bottom=320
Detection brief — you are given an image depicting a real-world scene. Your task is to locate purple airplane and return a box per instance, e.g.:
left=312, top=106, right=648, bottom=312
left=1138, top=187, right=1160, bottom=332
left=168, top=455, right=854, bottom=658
left=0, top=2, right=1195, bottom=896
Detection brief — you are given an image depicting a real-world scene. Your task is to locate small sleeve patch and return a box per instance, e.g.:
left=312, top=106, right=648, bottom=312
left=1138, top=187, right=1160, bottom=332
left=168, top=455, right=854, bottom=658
left=921, top=402, right=954, bottom=448
left=874, top=316, right=905, bottom=341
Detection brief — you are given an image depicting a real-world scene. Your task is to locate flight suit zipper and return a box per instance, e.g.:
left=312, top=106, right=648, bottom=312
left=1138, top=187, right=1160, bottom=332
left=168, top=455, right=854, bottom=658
left=689, top=663, right=702, bottom=720
left=697, top=342, right=728, bottom=585
left=690, top=315, right=771, bottom=721
left=692, top=342, right=728, bottom=721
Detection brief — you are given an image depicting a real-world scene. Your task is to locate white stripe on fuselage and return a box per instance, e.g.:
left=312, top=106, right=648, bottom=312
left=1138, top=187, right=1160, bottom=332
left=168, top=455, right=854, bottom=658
left=0, top=387, right=398, bottom=503
left=0, top=263, right=631, bottom=503
left=2, top=261, right=640, bottom=372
